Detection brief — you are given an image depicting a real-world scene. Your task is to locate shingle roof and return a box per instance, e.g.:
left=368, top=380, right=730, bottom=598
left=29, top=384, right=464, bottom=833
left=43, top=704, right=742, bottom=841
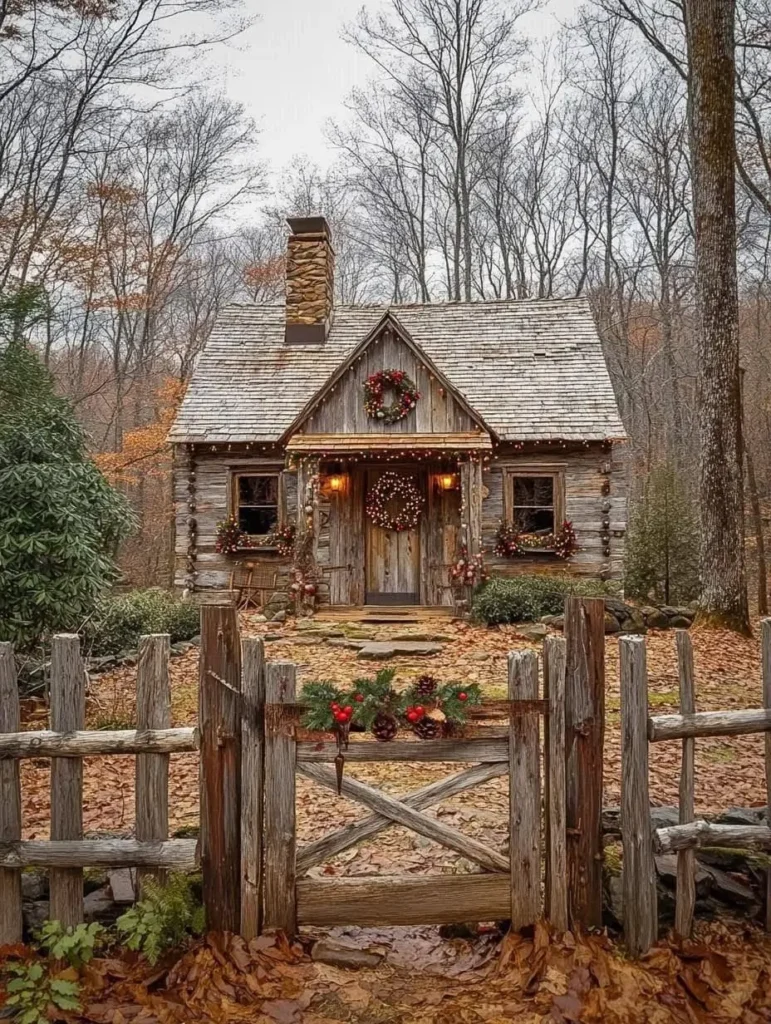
left=169, top=298, right=626, bottom=443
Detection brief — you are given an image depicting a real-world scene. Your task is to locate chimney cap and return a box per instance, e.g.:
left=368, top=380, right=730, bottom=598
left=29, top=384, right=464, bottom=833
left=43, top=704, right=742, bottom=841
left=287, top=215, right=331, bottom=238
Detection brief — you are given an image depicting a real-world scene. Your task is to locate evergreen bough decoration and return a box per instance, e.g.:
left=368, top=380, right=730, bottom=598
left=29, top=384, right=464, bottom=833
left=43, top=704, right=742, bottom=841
left=365, top=471, right=424, bottom=532
left=363, top=369, right=420, bottom=424
left=494, top=519, right=578, bottom=560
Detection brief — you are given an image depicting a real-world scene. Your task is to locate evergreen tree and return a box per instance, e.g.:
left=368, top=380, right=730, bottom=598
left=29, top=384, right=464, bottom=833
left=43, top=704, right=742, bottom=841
left=625, top=462, right=700, bottom=605
left=0, top=291, right=135, bottom=648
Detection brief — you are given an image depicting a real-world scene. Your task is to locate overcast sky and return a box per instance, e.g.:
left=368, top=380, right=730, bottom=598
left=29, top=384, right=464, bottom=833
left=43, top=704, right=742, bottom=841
left=214, top=0, right=583, bottom=179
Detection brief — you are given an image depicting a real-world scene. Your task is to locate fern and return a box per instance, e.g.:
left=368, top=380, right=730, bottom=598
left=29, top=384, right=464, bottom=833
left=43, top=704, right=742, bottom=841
left=35, top=921, right=103, bottom=967
left=116, top=874, right=204, bottom=965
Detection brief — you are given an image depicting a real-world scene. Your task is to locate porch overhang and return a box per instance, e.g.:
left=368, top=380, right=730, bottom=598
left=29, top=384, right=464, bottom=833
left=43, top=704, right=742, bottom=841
left=285, top=432, right=493, bottom=454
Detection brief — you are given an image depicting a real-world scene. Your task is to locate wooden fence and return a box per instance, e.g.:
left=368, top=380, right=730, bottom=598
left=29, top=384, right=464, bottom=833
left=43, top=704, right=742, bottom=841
left=620, top=619, right=771, bottom=956
left=0, top=597, right=608, bottom=942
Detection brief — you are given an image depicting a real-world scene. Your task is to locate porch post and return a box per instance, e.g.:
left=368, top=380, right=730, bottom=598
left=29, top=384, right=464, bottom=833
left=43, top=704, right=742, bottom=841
left=460, top=457, right=483, bottom=557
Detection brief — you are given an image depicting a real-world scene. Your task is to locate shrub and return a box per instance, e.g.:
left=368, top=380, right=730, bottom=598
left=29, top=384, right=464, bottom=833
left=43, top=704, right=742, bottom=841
left=472, top=574, right=614, bottom=625
left=83, top=588, right=199, bottom=656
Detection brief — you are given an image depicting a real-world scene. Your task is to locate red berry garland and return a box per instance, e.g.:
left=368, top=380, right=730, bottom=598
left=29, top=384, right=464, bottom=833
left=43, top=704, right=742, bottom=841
left=363, top=369, right=420, bottom=425
left=365, top=471, right=424, bottom=532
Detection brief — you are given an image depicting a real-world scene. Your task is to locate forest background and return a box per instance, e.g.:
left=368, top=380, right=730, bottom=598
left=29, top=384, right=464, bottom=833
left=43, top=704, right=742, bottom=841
left=3, top=0, right=770, bottom=606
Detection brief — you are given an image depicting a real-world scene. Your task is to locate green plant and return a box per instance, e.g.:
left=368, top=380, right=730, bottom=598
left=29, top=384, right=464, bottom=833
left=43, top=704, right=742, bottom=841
left=116, top=873, right=204, bottom=964
left=3, top=961, right=80, bottom=1024
left=471, top=574, right=614, bottom=625
left=82, top=588, right=199, bottom=656
left=0, top=327, right=135, bottom=649
left=624, top=462, right=700, bottom=605
left=35, top=921, right=104, bottom=967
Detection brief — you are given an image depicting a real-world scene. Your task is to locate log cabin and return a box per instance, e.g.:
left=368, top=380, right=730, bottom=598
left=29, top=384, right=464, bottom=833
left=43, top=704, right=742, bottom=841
left=169, top=216, right=627, bottom=611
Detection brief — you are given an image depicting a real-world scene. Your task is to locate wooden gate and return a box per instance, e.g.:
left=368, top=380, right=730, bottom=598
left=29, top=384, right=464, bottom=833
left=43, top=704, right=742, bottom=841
left=257, top=642, right=566, bottom=935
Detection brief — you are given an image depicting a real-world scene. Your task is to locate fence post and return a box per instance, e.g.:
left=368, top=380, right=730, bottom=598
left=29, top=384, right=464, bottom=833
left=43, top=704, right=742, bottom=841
left=544, top=635, right=568, bottom=932
left=199, top=604, right=242, bottom=933
left=762, top=618, right=771, bottom=931
left=508, top=649, right=541, bottom=931
left=564, top=596, right=605, bottom=929
left=0, top=643, right=22, bottom=943
left=136, top=634, right=171, bottom=899
left=675, top=630, right=696, bottom=937
left=620, top=634, right=657, bottom=956
left=240, top=637, right=265, bottom=939
left=263, top=661, right=297, bottom=935
left=50, top=634, right=86, bottom=927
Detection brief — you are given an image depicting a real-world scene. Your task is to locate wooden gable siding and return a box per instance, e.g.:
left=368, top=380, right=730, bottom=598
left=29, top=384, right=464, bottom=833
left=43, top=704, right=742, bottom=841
left=174, top=447, right=296, bottom=593
left=481, top=444, right=627, bottom=580
left=298, top=326, right=482, bottom=436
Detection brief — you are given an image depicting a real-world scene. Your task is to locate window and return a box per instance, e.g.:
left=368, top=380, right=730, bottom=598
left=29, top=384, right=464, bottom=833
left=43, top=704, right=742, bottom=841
left=505, top=469, right=565, bottom=543
left=235, top=474, right=279, bottom=537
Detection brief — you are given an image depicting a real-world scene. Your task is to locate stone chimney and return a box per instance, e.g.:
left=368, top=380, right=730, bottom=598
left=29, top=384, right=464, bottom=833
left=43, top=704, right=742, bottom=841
left=284, top=216, right=335, bottom=343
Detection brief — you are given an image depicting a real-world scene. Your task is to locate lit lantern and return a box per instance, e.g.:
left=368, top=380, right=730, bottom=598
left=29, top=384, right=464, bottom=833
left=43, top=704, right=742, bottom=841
left=329, top=474, right=343, bottom=492
left=439, top=472, right=457, bottom=491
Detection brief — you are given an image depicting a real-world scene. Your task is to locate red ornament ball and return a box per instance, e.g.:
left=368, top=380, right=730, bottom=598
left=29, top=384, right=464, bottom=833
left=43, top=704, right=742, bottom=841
left=354, top=693, right=364, bottom=702
left=458, top=692, right=468, bottom=702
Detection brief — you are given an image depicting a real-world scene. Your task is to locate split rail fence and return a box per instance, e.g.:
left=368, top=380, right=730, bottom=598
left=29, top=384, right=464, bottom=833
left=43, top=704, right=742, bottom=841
left=0, top=597, right=608, bottom=942
left=621, top=619, right=771, bottom=956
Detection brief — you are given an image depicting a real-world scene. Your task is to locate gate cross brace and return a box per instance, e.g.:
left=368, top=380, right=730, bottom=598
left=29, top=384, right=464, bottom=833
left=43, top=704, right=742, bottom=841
left=297, top=761, right=508, bottom=874
left=297, top=762, right=510, bottom=874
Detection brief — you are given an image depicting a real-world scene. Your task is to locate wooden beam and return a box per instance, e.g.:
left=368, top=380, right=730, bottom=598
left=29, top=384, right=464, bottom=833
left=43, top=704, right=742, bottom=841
left=136, top=635, right=171, bottom=898
left=0, top=643, right=22, bottom=944
left=0, top=839, right=198, bottom=869
left=298, top=762, right=509, bottom=874
left=297, top=761, right=507, bottom=874
left=297, top=738, right=509, bottom=763
left=620, top=635, right=657, bottom=957
left=297, top=873, right=510, bottom=927
left=655, top=822, right=771, bottom=854
left=199, top=604, right=242, bottom=933
left=50, top=635, right=85, bottom=927
left=648, top=708, right=771, bottom=742
left=564, top=597, right=605, bottom=930
left=545, top=635, right=568, bottom=932
left=263, top=662, right=297, bottom=935
left=240, top=638, right=266, bottom=940
left=508, top=650, right=541, bottom=930
left=0, top=727, right=197, bottom=758
left=675, top=631, right=696, bottom=938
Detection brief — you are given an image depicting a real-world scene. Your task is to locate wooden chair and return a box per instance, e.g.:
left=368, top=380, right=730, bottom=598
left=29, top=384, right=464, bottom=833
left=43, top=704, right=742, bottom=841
left=230, top=562, right=277, bottom=611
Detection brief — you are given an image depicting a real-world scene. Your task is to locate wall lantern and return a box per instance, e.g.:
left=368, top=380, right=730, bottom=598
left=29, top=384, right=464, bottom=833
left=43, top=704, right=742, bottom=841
left=438, top=472, right=458, bottom=492
left=327, top=462, right=345, bottom=493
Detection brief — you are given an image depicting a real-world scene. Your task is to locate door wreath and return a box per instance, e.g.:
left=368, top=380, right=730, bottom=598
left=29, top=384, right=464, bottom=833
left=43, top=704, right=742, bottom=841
left=363, top=369, right=420, bottom=424
left=365, top=471, right=424, bottom=532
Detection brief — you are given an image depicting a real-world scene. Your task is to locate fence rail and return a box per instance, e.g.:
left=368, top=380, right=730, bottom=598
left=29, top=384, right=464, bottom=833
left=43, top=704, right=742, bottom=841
left=621, top=618, right=771, bottom=955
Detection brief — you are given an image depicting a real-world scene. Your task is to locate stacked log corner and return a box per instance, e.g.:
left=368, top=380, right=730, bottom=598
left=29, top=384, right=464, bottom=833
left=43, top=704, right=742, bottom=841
left=563, top=597, right=605, bottom=930
left=199, top=604, right=243, bottom=933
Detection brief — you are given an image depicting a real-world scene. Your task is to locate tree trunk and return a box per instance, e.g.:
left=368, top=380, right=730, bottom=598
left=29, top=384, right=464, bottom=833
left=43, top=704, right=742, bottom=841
left=685, top=0, right=750, bottom=633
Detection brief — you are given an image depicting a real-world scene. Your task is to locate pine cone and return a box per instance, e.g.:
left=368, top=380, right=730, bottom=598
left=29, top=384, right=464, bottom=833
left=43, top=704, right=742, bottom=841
left=371, top=712, right=399, bottom=742
left=413, top=716, right=441, bottom=740
left=416, top=674, right=437, bottom=698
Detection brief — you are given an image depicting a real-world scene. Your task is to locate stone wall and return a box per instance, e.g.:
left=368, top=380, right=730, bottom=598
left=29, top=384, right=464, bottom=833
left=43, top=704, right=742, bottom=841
left=285, top=219, right=334, bottom=330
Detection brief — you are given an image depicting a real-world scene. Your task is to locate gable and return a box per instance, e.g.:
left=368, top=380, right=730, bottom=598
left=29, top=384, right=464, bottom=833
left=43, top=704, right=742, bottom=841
left=287, top=316, right=489, bottom=439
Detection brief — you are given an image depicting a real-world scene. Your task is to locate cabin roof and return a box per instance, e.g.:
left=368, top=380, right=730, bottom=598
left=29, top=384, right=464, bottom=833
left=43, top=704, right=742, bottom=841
left=169, top=297, right=626, bottom=444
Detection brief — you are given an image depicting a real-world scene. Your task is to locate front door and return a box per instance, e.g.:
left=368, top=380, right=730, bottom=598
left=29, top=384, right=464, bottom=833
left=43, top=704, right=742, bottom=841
left=365, top=466, right=423, bottom=604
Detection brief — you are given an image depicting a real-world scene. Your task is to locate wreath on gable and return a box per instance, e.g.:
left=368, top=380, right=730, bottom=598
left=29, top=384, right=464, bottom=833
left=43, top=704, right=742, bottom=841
left=363, top=369, right=420, bottom=424
left=365, top=471, right=424, bottom=532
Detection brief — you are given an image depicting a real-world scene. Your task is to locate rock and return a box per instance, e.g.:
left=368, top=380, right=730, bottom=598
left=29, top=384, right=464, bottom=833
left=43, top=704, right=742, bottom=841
left=326, top=638, right=367, bottom=649
left=671, top=606, right=695, bottom=620
left=645, top=609, right=670, bottom=629
left=271, top=610, right=287, bottom=623
left=83, top=887, right=122, bottom=926
left=291, top=636, right=321, bottom=646
left=702, top=865, right=758, bottom=909
left=650, top=806, right=680, bottom=830
left=21, top=870, right=48, bottom=901
left=391, top=632, right=453, bottom=642
left=669, top=616, right=693, bottom=629
left=606, top=875, right=624, bottom=926
left=109, top=869, right=135, bottom=904
left=357, top=641, right=443, bottom=660
left=469, top=651, right=491, bottom=661
left=190, top=635, right=201, bottom=646
left=311, top=937, right=384, bottom=970
left=641, top=606, right=659, bottom=620
left=604, top=597, right=632, bottom=621
left=264, top=633, right=282, bottom=641
left=170, top=642, right=192, bottom=655
left=655, top=854, right=712, bottom=897
left=23, top=900, right=50, bottom=936
left=514, top=622, right=548, bottom=640
left=660, top=606, right=683, bottom=618
left=714, top=807, right=766, bottom=827
left=250, top=614, right=267, bottom=623
left=620, top=610, right=646, bottom=634
left=551, top=616, right=564, bottom=631
left=603, top=612, right=621, bottom=634
left=540, top=615, right=559, bottom=625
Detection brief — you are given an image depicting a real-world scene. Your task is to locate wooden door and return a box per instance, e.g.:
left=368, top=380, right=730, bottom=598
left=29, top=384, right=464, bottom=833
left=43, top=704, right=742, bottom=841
left=365, top=467, right=423, bottom=604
